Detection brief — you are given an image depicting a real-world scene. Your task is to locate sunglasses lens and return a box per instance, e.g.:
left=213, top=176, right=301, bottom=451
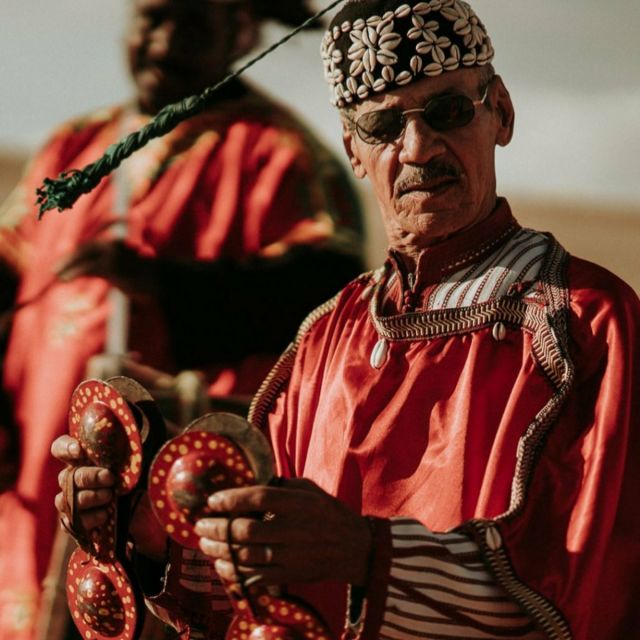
left=425, top=95, right=475, bottom=131
left=356, top=108, right=404, bottom=144
left=355, top=93, right=479, bottom=144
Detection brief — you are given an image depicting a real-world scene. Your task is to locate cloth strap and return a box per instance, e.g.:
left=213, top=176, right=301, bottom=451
left=60, top=467, right=90, bottom=548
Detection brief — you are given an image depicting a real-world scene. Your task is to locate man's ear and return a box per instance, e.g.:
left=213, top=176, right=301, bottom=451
left=229, top=6, right=260, bottom=61
left=342, top=122, right=367, bottom=180
left=492, top=76, right=515, bottom=147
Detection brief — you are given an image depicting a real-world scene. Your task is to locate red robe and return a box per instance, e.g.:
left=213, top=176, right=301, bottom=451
left=250, top=200, right=640, bottom=639
left=0, top=85, right=361, bottom=639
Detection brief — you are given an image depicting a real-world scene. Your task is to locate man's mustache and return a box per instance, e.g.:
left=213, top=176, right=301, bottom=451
left=394, top=162, right=461, bottom=197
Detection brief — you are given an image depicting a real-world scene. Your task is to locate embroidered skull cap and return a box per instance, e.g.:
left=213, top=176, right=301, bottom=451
left=321, top=0, right=494, bottom=107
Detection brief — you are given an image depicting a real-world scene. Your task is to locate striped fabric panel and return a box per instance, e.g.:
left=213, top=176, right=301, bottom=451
left=379, top=519, right=546, bottom=639
left=428, top=229, right=549, bottom=311
left=178, top=548, right=231, bottom=610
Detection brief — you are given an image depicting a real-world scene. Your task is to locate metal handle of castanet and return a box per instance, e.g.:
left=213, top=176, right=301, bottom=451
left=65, top=377, right=163, bottom=640
left=148, top=413, right=332, bottom=640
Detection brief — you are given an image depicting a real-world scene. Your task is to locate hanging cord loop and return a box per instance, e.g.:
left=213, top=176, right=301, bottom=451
left=35, top=0, right=346, bottom=218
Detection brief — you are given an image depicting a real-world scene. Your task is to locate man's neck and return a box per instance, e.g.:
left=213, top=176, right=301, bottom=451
left=388, top=198, right=515, bottom=287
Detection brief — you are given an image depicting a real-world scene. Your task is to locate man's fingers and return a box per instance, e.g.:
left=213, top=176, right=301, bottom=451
left=198, top=538, right=231, bottom=561
left=55, top=492, right=110, bottom=532
left=78, top=507, right=110, bottom=530
left=198, top=538, right=278, bottom=566
left=206, top=486, right=271, bottom=512
left=195, top=517, right=270, bottom=544
left=51, top=436, right=83, bottom=463
left=55, top=472, right=113, bottom=513
left=214, top=559, right=238, bottom=583
left=73, top=466, right=116, bottom=490
left=54, top=492, right=66, bottom=514
left=76, top=488, right=113, bottom=510
left=206, top=483, right=323, bottom=515
left=194, top=517, right=227, bottom=541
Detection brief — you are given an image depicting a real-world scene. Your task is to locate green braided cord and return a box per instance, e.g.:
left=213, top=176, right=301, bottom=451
left=36, top=0, right=346, bottom=218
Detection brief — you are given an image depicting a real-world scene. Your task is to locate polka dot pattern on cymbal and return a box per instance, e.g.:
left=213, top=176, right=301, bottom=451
left=226, top=594, right=331, bottom=640
left=66, top=547, right=138, bottom=640
left=148, top=431, right=256, bottom=548
left=69, top=380, right=143, bottom=492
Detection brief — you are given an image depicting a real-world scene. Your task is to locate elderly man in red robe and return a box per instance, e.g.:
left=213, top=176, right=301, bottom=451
left=0, top=1, right=364, bottom=637
left=54, top=0, right=640, bottom=638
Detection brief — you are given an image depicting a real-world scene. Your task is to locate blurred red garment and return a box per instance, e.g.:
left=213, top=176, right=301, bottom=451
left=0, top=85, right=362, bottom=639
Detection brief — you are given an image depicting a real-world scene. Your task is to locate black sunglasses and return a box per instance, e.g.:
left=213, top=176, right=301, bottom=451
left=354, top=80, right=493, bottom=145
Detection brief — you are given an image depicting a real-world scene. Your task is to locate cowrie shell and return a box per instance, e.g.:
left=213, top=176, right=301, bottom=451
left=370, top=338, right=389, bottom=370
left=485, top=524, right=503, bottom=551
left=492, top=322, right=506, bottom=342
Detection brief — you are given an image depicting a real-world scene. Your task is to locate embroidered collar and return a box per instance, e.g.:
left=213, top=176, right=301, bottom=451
left=385, top=198, right=520, bottom=312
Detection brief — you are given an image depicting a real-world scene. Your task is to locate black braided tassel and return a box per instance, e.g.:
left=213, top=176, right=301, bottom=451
left=36, top=0, right=346, bottom=218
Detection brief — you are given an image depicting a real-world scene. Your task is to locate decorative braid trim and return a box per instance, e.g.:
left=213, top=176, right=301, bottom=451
left=459, top=239, right=573, bottom=639
left=369, top=238, right=570, bottom=392
left=504, top=239, right=573, bottom=513
left=248, top=345, right=299, bottom=433
left=373, top=292, right=535, bottom=339
left=248, top=272, right=375, bottom=430
left=462, top=520, right=572, bottom=640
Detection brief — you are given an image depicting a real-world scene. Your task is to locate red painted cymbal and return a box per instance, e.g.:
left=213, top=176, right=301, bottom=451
left=69, top=380, right=143, bottom=492
left=149, top=429, right=257, bottom=548
left=66, top=547, right=140, bottom=640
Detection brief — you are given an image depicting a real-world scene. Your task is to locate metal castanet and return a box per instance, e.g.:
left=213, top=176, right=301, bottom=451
left=65, top=377, right=165, bottom=640
left=148, top=413, right=332, bottom=640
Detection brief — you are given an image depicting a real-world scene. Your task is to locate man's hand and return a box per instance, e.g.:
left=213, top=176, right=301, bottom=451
left=51, top=435, right=167, bottom=560
left=195, top=478, right=372, bottom=587
left=52, top=435, right=116, bottom=531
left=55, top=240, right=159, bottom=299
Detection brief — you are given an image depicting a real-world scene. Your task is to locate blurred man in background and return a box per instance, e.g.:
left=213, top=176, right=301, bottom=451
left=0, top=1, right=364, bottom=637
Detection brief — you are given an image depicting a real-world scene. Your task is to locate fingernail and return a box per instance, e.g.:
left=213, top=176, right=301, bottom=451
left=194, top=521, right=205, bottom=535
left=208, top=493, right=223, bottom=508
left=68, top=442, right=80, bottom=456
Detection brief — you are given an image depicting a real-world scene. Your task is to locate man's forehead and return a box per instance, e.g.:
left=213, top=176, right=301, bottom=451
left=355, top=68, right=481, bottom=111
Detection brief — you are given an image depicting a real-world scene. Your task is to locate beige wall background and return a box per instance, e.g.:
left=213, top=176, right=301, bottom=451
left=1, top=0, right=638, bottom=291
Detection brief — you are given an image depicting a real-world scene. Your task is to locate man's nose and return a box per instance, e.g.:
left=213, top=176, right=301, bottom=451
left=148, top=20, right=178, bottom=57
left=398, top=115, right=446, bottom=165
